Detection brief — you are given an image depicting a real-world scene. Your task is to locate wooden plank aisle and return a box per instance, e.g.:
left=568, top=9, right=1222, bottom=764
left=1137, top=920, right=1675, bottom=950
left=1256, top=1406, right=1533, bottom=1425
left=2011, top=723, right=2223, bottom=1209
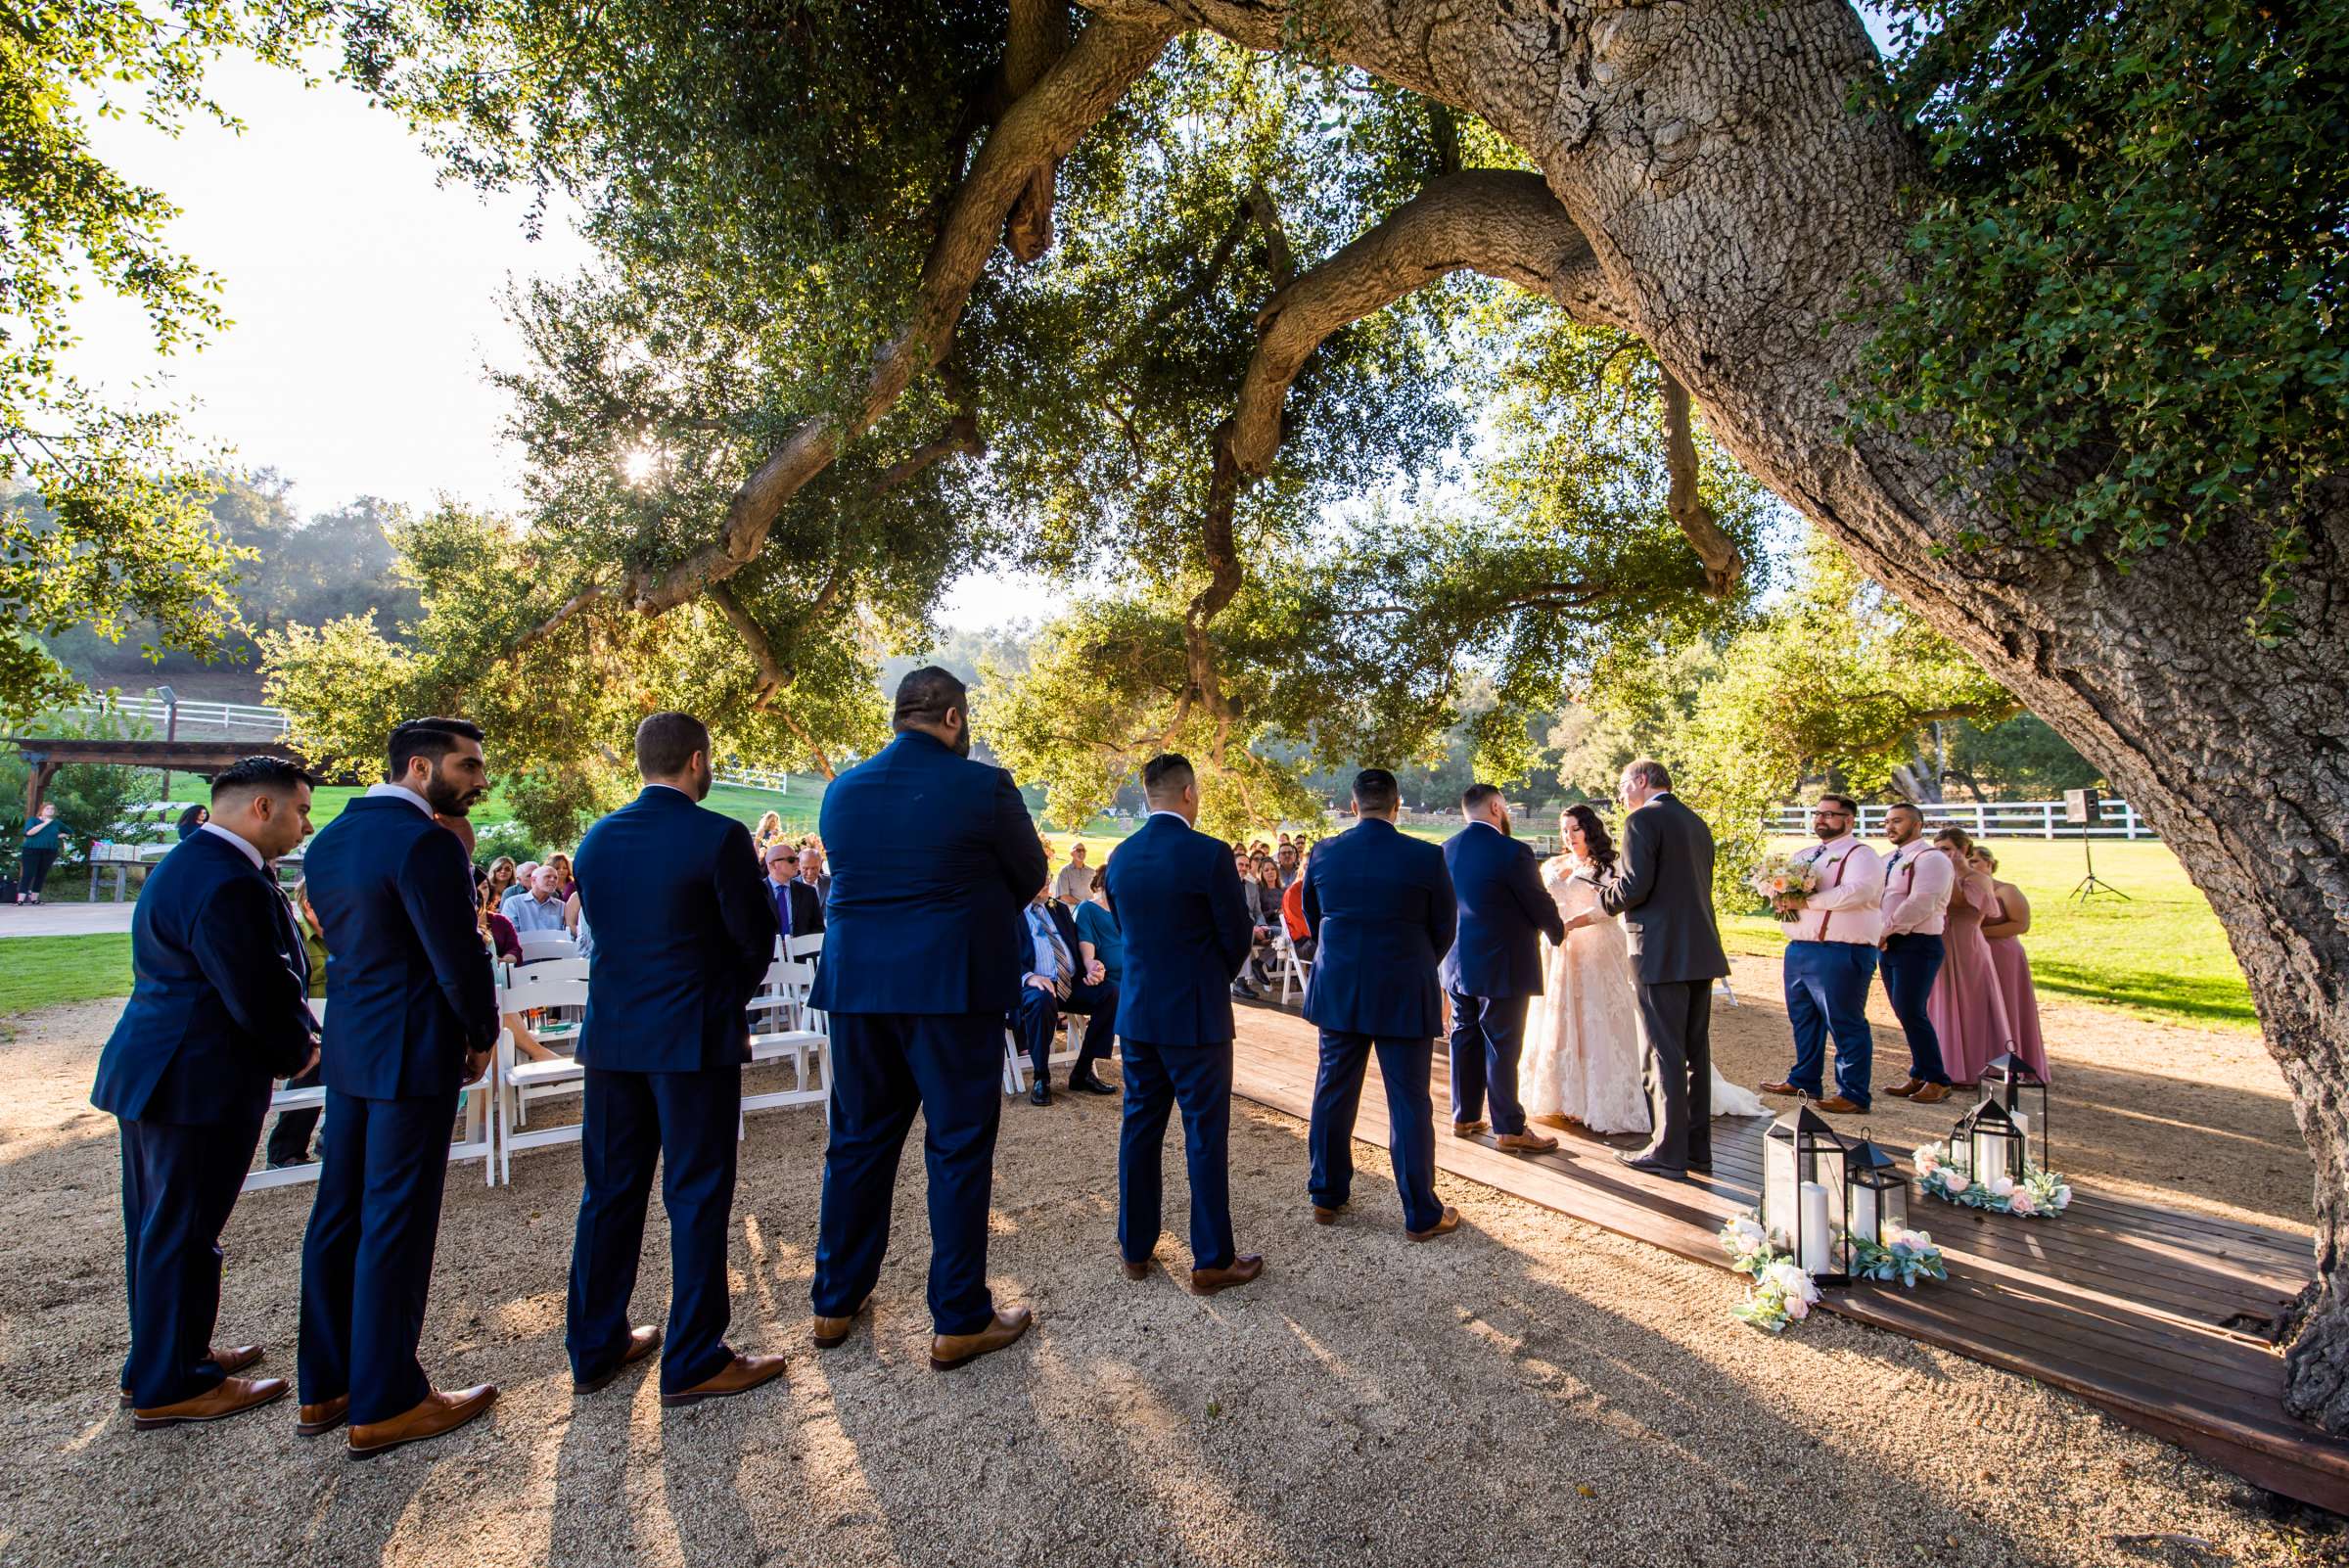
left=1225, top=1004, right=2349, bottom=1515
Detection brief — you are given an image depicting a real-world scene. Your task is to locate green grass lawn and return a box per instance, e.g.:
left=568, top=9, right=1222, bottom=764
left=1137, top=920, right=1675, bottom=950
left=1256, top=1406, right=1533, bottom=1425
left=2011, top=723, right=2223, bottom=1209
left=1721, top=837, right=2256, bottom=1031
left=0, top=934, right=133, bottom=1019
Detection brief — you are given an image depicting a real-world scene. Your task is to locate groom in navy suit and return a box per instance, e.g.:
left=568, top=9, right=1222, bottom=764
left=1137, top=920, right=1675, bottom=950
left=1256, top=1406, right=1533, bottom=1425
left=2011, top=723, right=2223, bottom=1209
left=298, top=717, right=500, bottom=1455
left=1442, top=784, right=1566, bottom=1154
left=808, top=668, right=1047, bottom=1370
left=1301, top=768, right=1460, bottom=1239
left=1101, top=753, right=1262, bottom=1294
left=569, top=712, right=783, bottom=1407
left=92, top=757, right=320, bottom=1428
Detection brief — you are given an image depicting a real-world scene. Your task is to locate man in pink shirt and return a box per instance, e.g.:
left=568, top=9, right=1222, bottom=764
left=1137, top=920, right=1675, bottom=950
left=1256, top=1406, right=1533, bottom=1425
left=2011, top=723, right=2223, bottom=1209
left=1876, top=801, right=1955, bottom=1103
left=1759, top=793, right=1882, bottom=1112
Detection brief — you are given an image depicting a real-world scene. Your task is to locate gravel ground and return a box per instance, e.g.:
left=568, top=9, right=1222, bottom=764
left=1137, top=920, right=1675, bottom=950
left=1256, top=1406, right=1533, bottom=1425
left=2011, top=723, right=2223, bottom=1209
left=0, top=996, right=2339, bottom=1568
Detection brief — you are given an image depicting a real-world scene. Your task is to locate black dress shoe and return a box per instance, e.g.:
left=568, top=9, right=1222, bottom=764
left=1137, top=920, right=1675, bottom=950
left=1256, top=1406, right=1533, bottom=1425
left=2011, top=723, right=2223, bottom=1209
left=1067, top=1071, right=1115, bottom=1095
left=1029, top=1081, right=1051, bottom=1106
left=1616, top=1151, right=1688, bottom=1180
left=1230, top=980, right=1261, bottom=1000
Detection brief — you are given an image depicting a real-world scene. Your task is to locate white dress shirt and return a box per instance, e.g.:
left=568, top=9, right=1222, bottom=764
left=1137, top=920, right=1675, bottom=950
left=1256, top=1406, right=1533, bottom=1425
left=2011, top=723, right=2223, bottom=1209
left=1880, top=840, right=1955, bottom=937
left=197, top=819, right=266, bottom=870
left=364, top=781, right=436, bottom=816
left=1786, top=833, right=1883, bottom=945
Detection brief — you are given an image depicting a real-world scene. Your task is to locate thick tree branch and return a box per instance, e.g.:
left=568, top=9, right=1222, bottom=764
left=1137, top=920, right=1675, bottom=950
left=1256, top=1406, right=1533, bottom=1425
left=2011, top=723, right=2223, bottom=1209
left=533, top=16, right=1175, bottom=640
left=871, top=413, right=986, bottom=495
left=1002, top=0, right=1074, bottom=261
left=1660, top=369, right=1745, bottom=596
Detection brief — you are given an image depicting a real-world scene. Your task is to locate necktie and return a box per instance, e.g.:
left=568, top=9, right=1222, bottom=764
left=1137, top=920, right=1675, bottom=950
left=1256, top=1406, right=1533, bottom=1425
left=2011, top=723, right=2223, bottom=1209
left=1034, top=905, right=1072, bottom=983
left=776, top=882, right=793, bottom=937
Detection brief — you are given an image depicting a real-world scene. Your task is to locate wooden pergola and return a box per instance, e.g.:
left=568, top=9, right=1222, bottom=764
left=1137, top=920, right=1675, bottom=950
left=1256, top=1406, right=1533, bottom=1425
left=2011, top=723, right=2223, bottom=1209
left=7, top=737, right=321, bottom=818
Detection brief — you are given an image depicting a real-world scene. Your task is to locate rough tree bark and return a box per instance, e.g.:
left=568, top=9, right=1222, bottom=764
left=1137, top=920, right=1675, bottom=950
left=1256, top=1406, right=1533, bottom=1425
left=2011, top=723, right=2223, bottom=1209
left=1086, top=0, right=2349, bottom=1431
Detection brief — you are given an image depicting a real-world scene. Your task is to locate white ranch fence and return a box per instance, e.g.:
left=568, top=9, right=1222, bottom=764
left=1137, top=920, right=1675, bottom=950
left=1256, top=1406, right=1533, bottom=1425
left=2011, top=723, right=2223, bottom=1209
left=1761, top=798, right=2151, bottom=840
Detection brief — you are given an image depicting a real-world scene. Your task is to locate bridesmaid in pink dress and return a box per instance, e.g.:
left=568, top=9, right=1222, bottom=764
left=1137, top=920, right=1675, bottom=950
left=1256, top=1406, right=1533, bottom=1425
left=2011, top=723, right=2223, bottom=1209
left=1924, top=826, right=2012, bottom=1085
left=1971, top=848, right=2049, bottom=1082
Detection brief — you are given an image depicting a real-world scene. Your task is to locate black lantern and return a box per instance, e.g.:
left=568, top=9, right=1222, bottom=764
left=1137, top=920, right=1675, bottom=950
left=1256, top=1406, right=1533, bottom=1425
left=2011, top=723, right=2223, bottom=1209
left=1951, top=1096, right=2026, bottom=1187
left=1761, top=1104, right=1851, bottom=1285
left=1978, top=1051, right=2050, bottom=1173
left=1844, top=1137, right=1909, bottom=1251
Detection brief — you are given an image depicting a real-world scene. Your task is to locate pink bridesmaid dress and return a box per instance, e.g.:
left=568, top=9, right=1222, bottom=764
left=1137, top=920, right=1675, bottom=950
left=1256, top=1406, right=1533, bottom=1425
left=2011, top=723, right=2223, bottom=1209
left=1984, top=885, right=2049, bottom=1082
left=1927, top=867, right=2014, bottom=1085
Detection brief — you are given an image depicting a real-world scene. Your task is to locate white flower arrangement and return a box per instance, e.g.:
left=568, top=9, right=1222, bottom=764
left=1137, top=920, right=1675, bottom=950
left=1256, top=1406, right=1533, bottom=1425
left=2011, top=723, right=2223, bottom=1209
left=1719, top=1211, right=1777, bottom=1276
left=1849, top=1222, right=1949, bottom=1287
left=1747, top=850, right=1821, bottom=921
left=1719, top=1210, right=1820, bottom=1331
left=1914, top=1141, right=2073, bottom=1219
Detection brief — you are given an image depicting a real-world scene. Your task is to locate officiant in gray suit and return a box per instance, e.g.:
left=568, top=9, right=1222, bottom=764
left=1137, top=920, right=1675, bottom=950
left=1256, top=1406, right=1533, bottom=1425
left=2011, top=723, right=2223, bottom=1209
left=1578, top=758, right=1728, bottom=1178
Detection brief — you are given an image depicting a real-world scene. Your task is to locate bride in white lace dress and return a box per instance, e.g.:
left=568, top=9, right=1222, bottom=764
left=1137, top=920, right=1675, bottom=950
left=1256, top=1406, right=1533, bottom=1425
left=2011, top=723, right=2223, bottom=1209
left=1523, top=806, right=1766, bottom=1133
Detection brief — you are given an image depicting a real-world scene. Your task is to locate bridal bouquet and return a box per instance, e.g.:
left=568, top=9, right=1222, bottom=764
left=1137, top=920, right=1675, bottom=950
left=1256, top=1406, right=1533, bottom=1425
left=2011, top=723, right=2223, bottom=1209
left=1747, top=850, right=1819, bottom=920
left=1913, top=1142, right=2074, bottom=1219
left=1849, top=1222, right=1948, bottom=1288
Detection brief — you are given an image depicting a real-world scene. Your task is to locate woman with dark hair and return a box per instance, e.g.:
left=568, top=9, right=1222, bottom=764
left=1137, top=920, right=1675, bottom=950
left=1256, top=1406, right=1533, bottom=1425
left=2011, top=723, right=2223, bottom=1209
left=174, top=804, right=208, bottom=842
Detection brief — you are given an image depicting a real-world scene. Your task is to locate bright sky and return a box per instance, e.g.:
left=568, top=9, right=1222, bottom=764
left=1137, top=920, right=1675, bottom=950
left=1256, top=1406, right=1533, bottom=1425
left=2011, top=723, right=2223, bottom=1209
left=69, top=54, right=1061, bottom=628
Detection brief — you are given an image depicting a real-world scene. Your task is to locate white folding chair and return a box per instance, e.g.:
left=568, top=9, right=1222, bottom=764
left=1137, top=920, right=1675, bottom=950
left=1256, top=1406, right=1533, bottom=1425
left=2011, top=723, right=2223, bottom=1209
left=515, top=928, right=579, bottom=964
left=493, top=971, right=590, bottom=1183
left=742, top=956, right=829, bottom=1123
left=243, top=996, right=495, bottom=1192
left=1275, top=933, right=1313, bottom=1005
left=1715, top=977, right=1739, bottom=1007
left=1002, top=1005, right=1097, bottom=1095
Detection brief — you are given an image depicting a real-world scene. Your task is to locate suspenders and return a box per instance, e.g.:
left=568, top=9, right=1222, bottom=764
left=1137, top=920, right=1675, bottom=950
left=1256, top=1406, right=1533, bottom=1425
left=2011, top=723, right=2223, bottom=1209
left=1811, top=844, right=1851, bottom=941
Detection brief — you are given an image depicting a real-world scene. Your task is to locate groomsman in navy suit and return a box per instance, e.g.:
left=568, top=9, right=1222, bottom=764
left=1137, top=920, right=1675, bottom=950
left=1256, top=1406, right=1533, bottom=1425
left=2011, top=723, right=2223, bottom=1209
left=1442, top=784, right=1566, bottom=1153
left=1301, top=768, right=1460, bottom=1238
left=1100, top=753, right=1262, bottom=1293
left=298, top=717, right=501, bottom=1455
left=569, top=712, right=783, bottom=1406
left=807, top=668, right=1047, bottom=1370
left=92, top=757, right=320, bottom=1428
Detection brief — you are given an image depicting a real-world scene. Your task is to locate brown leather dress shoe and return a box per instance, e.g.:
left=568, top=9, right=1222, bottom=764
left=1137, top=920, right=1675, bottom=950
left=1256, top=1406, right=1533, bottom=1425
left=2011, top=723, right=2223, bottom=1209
left=661, top=1353, right=787, bottom=1407
left=346, top=1384, right=497, bottom=1458
left=1120, top=1257, right=1151, bottom=1281
left=1494, top=1130, right=1559, bottom=1154
left=1884, top=1078, right=1922, bottom=1098
left=120, top=1343, right=264, bottom=1407
left=811, top=1295, right=873, bottom=1349
left=132, top=1374, right=289, bottom=1430
left=1757, top=1080, right=1803, bottom=1096
left=1406, top=1206, right=1462, bottom=1242
left=574, top=1324, right=663, bottom=1394
left=1450, top=1119, right=1489, bottom=1137
left=1530, top=1113, right=1574, bottom=1130
left=1311, top=1205, right=1341, bottom=1225
left=1813, top=1095, right=1863, bottom=1114
left=929, top=1306, right=1034, bottom=1371
left=1911, top=1083, right=1952, bottom=1104
left=296, top=1395, right=350, bottom=1436
left=1188, top=1256, right=1265, bottom=1296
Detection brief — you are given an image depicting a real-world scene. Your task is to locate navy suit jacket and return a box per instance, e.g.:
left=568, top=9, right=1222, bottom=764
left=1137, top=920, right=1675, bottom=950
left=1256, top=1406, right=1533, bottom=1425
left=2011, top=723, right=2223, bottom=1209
left=1012, top=898, right=1088, bottom=986
left=807, top=729, right=1047, bottom=1016
left=765, top=877, right=824, bottom=941
left=1439, top=821, right=1566, bottom=999
left=302, top=795, right=499, bottom=1099
left=1301, top=817, right=1456, bottom=1038
left=90, top=829, right=316, bottom=1125
left=576, top=786, right=779, bottom=1072
left=1102, top=812, right=1253, bottom=1045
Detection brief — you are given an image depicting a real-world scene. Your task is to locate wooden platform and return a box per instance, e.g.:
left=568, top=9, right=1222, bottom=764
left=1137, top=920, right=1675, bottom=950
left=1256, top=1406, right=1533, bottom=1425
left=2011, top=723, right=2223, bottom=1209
left=1227, top=1004, right=2347, bottom=1515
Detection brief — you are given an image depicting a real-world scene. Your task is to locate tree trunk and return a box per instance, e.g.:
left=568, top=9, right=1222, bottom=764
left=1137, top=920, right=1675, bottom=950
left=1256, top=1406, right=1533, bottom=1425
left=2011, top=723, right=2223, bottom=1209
left=1106, top=0, right=2349, bottom=1431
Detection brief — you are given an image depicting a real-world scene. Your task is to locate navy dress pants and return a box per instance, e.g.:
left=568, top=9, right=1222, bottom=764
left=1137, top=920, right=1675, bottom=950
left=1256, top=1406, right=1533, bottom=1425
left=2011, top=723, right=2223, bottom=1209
left=1014, top=978, right=1118, bottom=1084
left=812, top=1012, right=1003, bottom=1336
left=567, top=1064, right=741, bottom=1395
left=1117, top=1038, right=1235, bottom=1270
left=117, top=1109, right=266, bottom=1408
left=1880, top=933, right=1951, bottom=1085
left=298, top=1087, right=459, bottom=1424
left=1783, top=941, right=1878, bottom=1107
left=1446, top=991, right=1532, bottom=1134
left=1308, top=1031, right=1442, bottom=1233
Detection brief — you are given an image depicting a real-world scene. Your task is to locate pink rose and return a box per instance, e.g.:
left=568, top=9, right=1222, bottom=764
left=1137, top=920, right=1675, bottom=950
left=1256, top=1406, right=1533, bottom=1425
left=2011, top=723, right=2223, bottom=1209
left=1940, top=1171, right=1968, bottom=1197
left=2009, top=1188, right=2037, bottom=1216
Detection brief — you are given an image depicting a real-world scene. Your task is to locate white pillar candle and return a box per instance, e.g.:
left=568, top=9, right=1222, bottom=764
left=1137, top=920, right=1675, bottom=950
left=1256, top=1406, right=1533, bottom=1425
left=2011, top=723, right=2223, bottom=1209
left=1764, top=1150, right=1797, bottom=1249
left=1852, top=1184, right=1880, bottom=1248
left=1799, top=1181, right=1830, bottom=1274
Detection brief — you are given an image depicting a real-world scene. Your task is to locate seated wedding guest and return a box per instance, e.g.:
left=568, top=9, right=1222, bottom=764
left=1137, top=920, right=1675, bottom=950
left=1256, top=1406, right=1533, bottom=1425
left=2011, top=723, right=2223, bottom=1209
left=1075, top=869, right=1123, bottom=986
left=1973, top=848, right=2049, bottom=1082
left=265, top=877, right=333, bottom=1170
left=92, top=756, right=320, bottom=1427
left=175, top=803, right=209, bottom=842
left=1244, top=854, right=1284, bottom=989
left=545, top=852, right=577, bottom=900
left=1280, top=853, right=1313, bottom=961
left=764, top=841, right=823, bottom=940
left=484, top=855, right=519, bottom=906
left=1878, top=802, right=1956, bottom=1104
left=1759, top=793, right=1883, bottom=1113
left=502, top=863, right=570, bottom=933
left=475, top=871, right=561, bottom=1065
left=799, top=839, right=832, bottom=901
left=754, top=810, right=787, bottom=853
left=1926, top=826, right=2012, bottom=1086
left=1054, top=842, right=1094, bottom=906
left=1275, top=841, right=1301, bottom=887
left=1278, top=832, right=1292, bottom=850
left=1014, top=880, right=1120, bottom=1104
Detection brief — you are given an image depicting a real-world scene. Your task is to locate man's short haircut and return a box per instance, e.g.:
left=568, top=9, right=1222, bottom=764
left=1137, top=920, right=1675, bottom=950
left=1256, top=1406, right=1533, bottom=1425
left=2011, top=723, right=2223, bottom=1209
left=1818, top=792, right=1859, bottom=815
left=211, top=755, right=318, bottom=803
left=387, top=717, right=483, bottom=782
left=1625, top=758, right=1673, bottom=793
left=894, top=666, right=969, bottom=730
left=1142, top=752, right=1195, bottom=803
left=765, top=841, right=798, bottom=863
left=1352, top=768, right=1399, bottom=813
left=1885, top=800, right=1922, bottom=820
left=635, top=710, right=712, bottom=778
left=1461, top=782, right=1502, bottom=811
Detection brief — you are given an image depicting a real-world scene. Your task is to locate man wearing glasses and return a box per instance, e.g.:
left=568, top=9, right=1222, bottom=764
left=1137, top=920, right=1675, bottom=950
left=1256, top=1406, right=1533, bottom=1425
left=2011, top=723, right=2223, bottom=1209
left=1758, top=794, right=1883, bottom=1112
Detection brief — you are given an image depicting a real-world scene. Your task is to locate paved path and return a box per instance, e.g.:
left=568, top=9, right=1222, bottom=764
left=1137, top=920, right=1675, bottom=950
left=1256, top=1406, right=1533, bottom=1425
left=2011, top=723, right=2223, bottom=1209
left=0, top=902, right=137, bottom=939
